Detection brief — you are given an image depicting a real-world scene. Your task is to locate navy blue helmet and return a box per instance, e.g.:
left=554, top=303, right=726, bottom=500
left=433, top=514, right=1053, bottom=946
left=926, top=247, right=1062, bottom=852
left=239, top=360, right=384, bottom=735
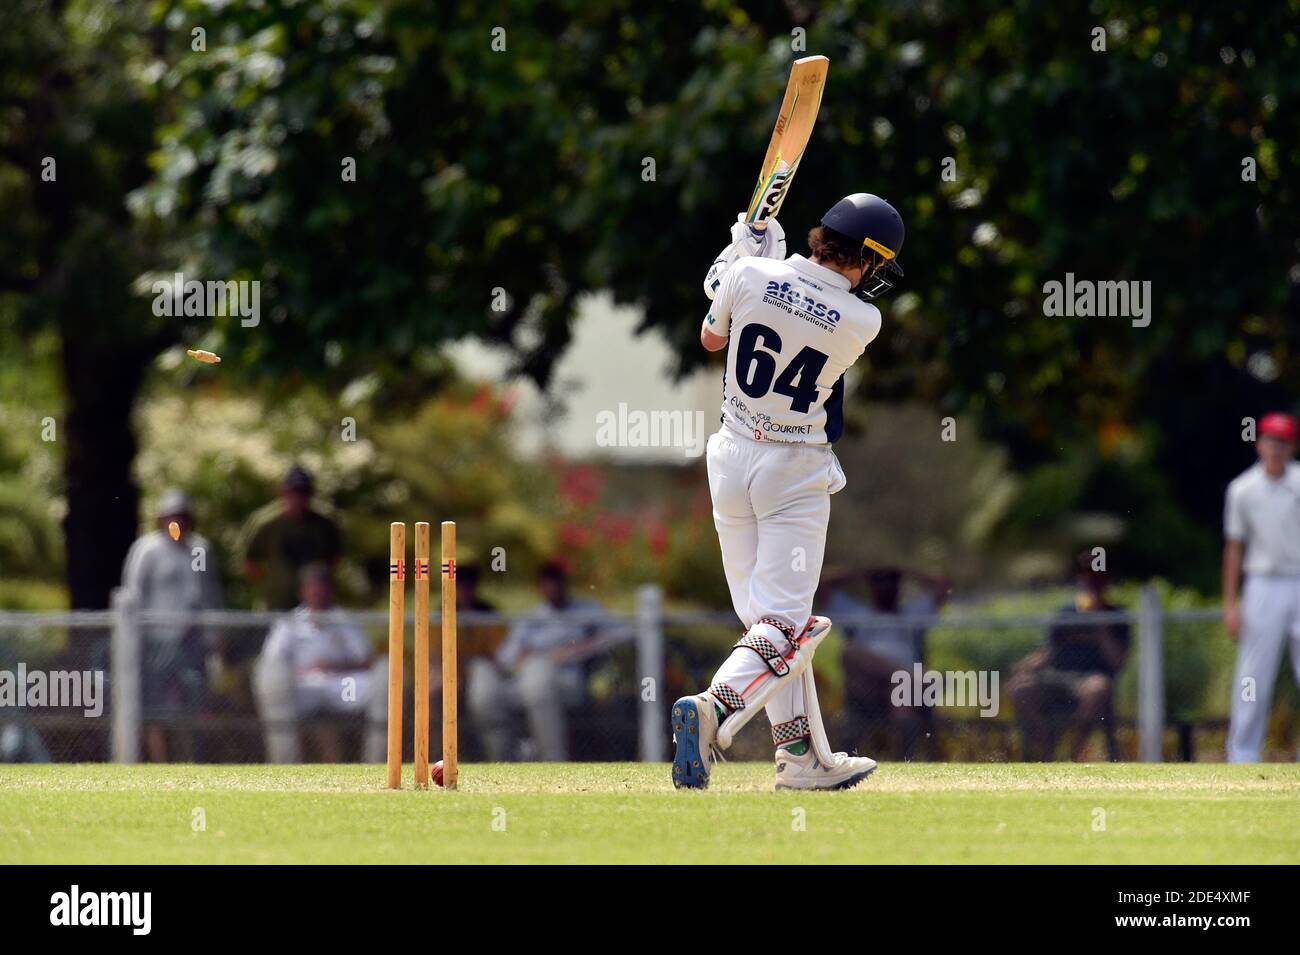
left=820, top=194, right=905, bottom=300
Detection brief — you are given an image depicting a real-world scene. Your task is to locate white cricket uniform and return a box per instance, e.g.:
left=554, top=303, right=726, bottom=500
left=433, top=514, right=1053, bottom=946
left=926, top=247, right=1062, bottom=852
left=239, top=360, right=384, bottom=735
left=1223, top=461, right=1300, bottom=762
left=258, top=607, right=374, bottom=714
left=702, top=252, right=881, bottom=739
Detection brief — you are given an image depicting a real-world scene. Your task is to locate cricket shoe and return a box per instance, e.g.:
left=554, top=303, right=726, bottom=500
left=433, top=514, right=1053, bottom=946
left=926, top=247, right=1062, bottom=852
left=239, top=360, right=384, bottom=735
left=671, top=694, right=719, bottom=790
left=774, top=748, right=877, bottom=791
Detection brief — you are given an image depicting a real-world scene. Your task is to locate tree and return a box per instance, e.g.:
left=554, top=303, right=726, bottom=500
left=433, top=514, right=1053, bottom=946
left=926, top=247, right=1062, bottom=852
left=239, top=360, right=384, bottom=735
left=141, top=1, right=1300, bottom=587
left=0, top=0, right=175, bottom=606
left=6, top=1, right=1299, bottom=601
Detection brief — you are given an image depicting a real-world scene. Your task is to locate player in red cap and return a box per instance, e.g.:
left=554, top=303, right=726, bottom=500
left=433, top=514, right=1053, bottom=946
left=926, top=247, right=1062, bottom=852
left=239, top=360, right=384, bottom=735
left=1222, top=411, right=1300, bottom=761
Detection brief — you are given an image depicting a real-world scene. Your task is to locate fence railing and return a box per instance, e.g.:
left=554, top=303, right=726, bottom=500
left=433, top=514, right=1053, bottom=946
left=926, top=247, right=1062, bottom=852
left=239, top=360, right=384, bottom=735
left=0, top=584, right=1235, bottom=764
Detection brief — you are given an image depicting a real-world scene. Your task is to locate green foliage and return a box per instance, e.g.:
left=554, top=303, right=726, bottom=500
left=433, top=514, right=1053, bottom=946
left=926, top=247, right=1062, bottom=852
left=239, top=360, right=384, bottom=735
left=827, top=404, right=1019, bottom=584
left=544, top=462, right=727, bottom=602
left=130, top=0, right=1300, bottom=591
left=1, top=351, right=731, bottom=607
left=131, top=372, right=560, bottom=606
left=7, top=0, right=1300, bottom=603
left=928, top=590, right=1076, bottom=686
left=132, top=376, right=372, bottom=606
left=0, top=0, right=193, bottom=606
left=824, top=2, right=1300, bottom=584
left=0, top=360, right=65, bottom=607
left=928, top=579, right=1229, bottom=720
left=368, top=383, right=558, bottom=585
left=1128, top=579, right=1234, bottom=722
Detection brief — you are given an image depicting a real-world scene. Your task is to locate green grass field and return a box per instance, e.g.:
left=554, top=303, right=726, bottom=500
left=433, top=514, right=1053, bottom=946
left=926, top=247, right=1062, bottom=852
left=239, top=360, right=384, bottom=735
left=1, top=763, right=1297, bottom=864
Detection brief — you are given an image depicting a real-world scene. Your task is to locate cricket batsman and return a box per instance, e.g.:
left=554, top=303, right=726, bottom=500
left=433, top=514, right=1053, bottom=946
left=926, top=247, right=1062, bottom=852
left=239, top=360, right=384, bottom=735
left=671, top=194, right=904, bottom=790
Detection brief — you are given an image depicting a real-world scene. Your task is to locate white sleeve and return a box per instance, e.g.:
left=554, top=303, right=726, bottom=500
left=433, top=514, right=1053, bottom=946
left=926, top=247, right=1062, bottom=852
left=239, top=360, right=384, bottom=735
left=496, top=618, right=528, bottom=668
left=261, top=619, right=295, bottom=663
left=1224, top=483, right=1247, bottom=541
left=859, top=303, right=883, bottom=350
left=704, top=261, right=745, bottom=337
left=703, top=252, right=731, bottom=301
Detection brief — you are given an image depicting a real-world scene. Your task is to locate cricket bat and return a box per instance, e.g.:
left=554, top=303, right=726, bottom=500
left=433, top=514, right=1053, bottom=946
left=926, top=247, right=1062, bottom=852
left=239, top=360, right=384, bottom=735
left=745, top=55, right=829, bottom=227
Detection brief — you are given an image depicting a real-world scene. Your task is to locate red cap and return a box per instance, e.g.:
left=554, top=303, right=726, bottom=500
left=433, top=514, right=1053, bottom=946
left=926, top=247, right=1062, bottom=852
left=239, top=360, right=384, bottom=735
left=1259, top=412, right=1298, bottom=442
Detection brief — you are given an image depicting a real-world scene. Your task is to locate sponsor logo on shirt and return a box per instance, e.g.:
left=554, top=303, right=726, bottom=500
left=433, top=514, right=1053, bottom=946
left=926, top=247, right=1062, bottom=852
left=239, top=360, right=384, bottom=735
left=762, top=281, right=841, bottom=331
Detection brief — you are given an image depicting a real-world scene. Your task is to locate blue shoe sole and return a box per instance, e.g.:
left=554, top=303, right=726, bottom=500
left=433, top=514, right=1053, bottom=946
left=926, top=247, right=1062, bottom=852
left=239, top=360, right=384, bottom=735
left=775, top=764, right=877, bottom=791
left=836, top=766, right=877, bottom=790
left=671, top=697, right=709, bottom=790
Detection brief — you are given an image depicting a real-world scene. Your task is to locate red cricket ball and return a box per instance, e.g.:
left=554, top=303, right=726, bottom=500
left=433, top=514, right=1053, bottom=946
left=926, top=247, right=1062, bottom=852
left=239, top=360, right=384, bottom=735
left=431, top=759, right=445, bottom=788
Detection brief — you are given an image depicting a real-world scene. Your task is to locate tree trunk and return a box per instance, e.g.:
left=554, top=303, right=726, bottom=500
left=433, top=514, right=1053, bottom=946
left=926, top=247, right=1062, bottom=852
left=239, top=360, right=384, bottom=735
left=59, top=333, right=148, bottom=609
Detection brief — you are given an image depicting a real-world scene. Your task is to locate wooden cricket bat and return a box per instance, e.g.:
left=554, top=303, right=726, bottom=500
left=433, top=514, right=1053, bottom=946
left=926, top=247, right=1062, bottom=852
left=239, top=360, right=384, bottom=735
left=745, top=55, right=829, bottom=226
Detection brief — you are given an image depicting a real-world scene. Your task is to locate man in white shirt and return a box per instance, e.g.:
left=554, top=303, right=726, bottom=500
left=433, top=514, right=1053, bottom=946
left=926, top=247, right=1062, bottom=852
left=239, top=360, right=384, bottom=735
left=254, top=563, right=373, bottom=762
left=1222, top=412, right=1300, bottom=762
left=467, top=562, right=610, bottom=761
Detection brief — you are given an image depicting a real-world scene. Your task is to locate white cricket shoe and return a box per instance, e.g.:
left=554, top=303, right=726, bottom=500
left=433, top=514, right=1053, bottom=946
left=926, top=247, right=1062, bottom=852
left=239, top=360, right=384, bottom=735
left=774, top=747, right=877, bottom=791
left=671, top=694, right=719, bottom=790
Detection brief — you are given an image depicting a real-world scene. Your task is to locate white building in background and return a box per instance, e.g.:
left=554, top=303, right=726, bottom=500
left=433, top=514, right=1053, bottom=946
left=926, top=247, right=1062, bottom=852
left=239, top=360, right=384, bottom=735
left=450, top=293, right=718, bottom=462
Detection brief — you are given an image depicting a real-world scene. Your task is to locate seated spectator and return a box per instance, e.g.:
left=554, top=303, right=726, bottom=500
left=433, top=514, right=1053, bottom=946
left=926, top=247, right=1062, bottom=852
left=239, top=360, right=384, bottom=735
left=0, top=716, right=50, bottom=763
left=120, top=488, right=223, bottom=762
left=450, top=563, right=504, bottom=649
left=1008, top=553, right=1130, bottom=761
left=433, top=563, right=505, bottom=707
left=0, top=641, right=52, bottom=764
left=831, top=567, right=947, bottom=759
left=467, top=562, right=608, bottom=761
left=254, top=563, right=373, bottom=762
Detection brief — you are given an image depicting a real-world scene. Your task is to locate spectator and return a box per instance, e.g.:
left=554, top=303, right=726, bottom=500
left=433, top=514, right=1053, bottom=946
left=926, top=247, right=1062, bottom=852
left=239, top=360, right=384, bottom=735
left=1222, top=412, right=1300, bottom=762
left=435, top=563, right=503, bottom=700
left=0, top=635, right=52, bottom=763
left=467, top=562, right=608, bottom=761
left=830, top=567, right=947, bottom=759
left=1008, top=553, right=1130, bottom=761
left=120, top=488, right=223, bottom=762
left=241, top=465, right=341, bottom=610
left=454, top=562, right=498, bottom=616
left=0, top=715, right=50, bottom=763
left=254, top=563, right=373, bottom=762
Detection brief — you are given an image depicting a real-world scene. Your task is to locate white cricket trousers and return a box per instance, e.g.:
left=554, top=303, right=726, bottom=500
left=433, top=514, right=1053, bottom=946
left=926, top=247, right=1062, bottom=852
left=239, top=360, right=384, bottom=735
left=704, top=427, right=846, bottom=737
left=1226, top=575, right=1300, bottom=762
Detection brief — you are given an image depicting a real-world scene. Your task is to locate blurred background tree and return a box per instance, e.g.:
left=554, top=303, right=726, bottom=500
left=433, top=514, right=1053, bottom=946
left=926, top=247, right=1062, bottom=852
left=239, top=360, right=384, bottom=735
left=132, top=0, right=1300, bottom=591
left=0, top=0, right=173, bottom=606
left=2, top=0, right=1298, bottom=605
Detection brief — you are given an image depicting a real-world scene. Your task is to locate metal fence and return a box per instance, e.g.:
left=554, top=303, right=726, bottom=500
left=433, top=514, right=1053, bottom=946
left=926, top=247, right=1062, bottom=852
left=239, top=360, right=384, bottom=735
left=0, top=584, right=1254, bottom=764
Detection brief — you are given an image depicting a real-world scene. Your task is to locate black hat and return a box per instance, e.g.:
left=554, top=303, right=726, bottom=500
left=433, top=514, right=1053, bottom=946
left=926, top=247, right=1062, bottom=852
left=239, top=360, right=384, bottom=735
left=283, top=465, right=314, bottom=492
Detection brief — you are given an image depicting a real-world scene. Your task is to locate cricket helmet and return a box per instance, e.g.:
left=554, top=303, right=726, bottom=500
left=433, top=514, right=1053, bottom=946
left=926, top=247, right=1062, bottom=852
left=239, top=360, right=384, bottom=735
left=821, top=193, right=905, bottom=300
